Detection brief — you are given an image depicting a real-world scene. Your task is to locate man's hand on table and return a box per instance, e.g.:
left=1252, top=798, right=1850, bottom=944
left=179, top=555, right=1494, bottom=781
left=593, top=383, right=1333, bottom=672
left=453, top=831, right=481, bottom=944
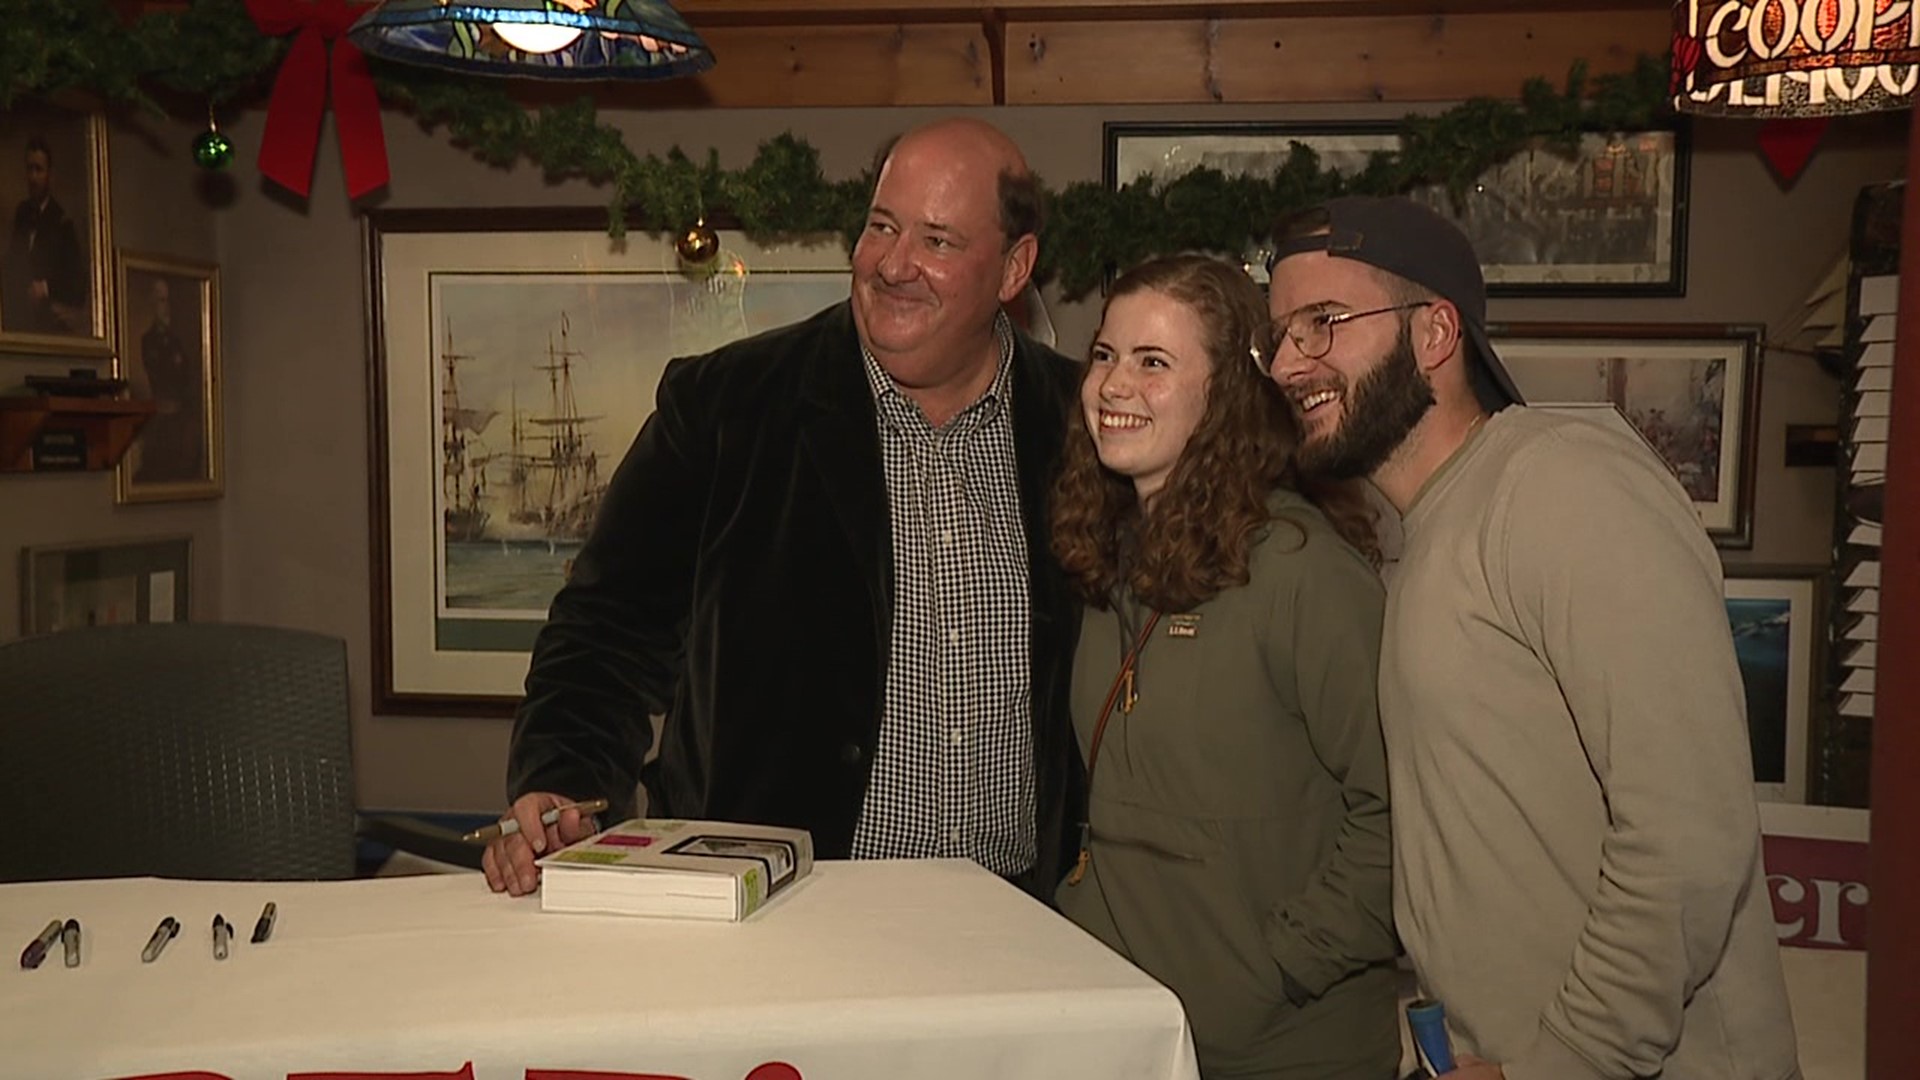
left=481, top=792, right=598, bottom=896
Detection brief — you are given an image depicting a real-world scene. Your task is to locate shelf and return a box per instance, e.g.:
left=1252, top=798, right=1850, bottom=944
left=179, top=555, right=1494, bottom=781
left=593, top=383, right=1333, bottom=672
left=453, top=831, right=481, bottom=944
left=0, top=395, right=157, bottom=473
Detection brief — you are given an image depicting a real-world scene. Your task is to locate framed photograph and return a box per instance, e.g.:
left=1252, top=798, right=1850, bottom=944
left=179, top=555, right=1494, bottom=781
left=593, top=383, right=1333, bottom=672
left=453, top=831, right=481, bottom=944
left=1103, top=120, right=1689, bottom=296
left=366, top=207, right=852, bottom=716
left=0, top=101, right=114, bottom=355
left=1725, top=566, right=1823, bottom=804
left=1488, top=322, right=1763, bottom=547
left=19, top=535, right=192, bottom=637
left=113, top=252, right=223, bottom=503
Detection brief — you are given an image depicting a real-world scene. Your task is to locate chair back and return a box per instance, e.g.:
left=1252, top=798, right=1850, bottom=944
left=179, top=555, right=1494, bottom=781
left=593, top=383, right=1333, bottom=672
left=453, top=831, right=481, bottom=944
left=0, top=622, right=356, bottom=882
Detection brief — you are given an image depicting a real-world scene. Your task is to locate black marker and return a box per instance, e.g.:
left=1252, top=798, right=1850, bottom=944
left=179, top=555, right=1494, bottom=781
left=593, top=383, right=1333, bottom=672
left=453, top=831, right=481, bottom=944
left=250, top=901, right=277, bottom=944
left=19, top=919, right=61, bottom=970
left=141, top=916, right=179, bottom=963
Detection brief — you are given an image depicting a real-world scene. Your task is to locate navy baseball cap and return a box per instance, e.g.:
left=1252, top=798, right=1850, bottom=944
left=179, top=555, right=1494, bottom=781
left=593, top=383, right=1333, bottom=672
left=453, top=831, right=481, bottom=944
left=1268, top=195, right=1523, bottom=411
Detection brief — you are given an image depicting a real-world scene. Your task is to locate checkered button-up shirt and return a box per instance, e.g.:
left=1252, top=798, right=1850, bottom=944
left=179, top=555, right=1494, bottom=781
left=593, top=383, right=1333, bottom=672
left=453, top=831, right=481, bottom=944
left=850, top=312, right=1036, bottom=877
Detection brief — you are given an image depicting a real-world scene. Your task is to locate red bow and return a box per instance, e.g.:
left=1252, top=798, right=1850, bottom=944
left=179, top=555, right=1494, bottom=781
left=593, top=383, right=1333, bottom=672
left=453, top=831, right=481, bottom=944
left=245, top=0, right=390, bottom=200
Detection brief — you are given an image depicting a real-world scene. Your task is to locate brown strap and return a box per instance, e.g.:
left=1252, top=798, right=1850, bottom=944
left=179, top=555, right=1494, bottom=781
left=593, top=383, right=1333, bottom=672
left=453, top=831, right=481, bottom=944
left=1067, top=608, right=1161, bottom=886
left=1087, top=609, right=1163, bottom=780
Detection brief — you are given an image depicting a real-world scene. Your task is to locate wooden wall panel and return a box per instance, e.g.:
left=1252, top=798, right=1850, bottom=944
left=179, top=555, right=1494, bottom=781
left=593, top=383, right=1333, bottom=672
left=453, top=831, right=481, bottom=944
left=1006, top=9, right=1669, bottom=104
left=690, top=24, right=994, bottom=106
left=126, top=1, right=1674, bottom=107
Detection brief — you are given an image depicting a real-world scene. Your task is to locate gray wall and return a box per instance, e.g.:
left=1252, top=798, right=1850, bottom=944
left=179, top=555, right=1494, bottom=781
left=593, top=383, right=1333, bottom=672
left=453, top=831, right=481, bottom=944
left=9, top=101, right=1904, bottom=812
left=1, top=114, right=224, bottom=642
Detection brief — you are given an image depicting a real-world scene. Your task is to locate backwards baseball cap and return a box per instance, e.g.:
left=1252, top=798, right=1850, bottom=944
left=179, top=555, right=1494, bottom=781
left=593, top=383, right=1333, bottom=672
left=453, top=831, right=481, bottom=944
left=1268, top=195, right=1523, bottom=411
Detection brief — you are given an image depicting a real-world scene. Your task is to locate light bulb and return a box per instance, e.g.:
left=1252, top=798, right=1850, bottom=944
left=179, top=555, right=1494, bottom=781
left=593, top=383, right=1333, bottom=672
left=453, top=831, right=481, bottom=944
left=492, top=22, right=585, bottom=54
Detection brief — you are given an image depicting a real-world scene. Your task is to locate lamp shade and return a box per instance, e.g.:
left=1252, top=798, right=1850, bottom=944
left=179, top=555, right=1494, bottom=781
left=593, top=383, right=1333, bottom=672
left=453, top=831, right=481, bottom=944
left=1672, top=1, right=1920, bottom=116
left=348, top=0, right=715, bottom=80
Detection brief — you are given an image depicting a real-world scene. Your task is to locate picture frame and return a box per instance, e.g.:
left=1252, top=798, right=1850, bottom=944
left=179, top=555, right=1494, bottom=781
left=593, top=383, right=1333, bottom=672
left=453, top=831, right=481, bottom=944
left=113, top=252, right=223, bottom=503
left=19, top=534, right=192, bottom=637
left=1488, top=322, right=1763, bottom=548
left=1103, top=120, right=1689, bottom=296
left=365, top=207, right=853, bottom=716
left=1724, top=566, right=1824, bottom=805
left=0, top=101, right=115, bottom=356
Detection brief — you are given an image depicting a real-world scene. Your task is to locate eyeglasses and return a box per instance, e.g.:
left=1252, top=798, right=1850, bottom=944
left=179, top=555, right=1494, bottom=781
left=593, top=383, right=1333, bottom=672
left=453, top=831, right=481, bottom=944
left=1253, top=301, right=1433, bottom=373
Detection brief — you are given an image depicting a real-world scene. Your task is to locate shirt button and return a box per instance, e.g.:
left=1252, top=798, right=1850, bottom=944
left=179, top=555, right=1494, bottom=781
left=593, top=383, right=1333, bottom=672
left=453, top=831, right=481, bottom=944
left=950, top=829, right=964, bottom=846
left=949, top=730, right=964, bottom=747
left=947, top=629, right=960, bottom=645
left=940, top=529, right=954, bottom=546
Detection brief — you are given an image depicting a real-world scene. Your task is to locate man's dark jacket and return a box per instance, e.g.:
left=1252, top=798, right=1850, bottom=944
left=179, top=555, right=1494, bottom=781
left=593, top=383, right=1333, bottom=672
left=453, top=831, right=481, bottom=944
left=508, top=301, right=1085, bottom=899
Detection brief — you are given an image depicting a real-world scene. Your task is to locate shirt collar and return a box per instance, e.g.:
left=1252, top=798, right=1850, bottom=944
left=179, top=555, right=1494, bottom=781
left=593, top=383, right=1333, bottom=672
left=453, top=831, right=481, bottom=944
left=863, top=310, right=1016, bottom=430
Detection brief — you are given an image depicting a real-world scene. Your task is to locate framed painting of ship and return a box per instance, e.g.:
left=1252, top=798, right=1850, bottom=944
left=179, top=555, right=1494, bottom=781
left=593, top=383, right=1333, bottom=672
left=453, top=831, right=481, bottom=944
left=1724, top=566, right=1823, bottom=805
left=365, top=208, right=852, bottom=715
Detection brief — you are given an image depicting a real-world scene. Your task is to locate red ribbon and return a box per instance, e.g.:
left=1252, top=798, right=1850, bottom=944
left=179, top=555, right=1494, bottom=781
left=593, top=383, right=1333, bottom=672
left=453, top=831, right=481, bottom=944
left=1757, top=117, right=1832, bottom=186
left=246, top=0, right=390, bottom=200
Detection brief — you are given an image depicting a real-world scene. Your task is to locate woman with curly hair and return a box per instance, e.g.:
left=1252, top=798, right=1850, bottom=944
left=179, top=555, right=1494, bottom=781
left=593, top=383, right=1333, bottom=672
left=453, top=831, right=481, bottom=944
left=1052, top=254, right=1400, bottom=1079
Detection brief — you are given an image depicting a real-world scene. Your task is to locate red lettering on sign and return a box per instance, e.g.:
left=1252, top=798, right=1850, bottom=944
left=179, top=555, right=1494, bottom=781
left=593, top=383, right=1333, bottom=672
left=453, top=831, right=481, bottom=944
left=290, top=1066, right=476, bottom=1080
left=1763, top=834, right=1870, bottom=950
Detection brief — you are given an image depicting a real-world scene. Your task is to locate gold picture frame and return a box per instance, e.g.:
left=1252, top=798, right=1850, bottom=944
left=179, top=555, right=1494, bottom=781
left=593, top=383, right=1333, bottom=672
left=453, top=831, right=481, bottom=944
left=112, top=252, right=223, bottom=503
left=0, top=102, right=115, bottom=356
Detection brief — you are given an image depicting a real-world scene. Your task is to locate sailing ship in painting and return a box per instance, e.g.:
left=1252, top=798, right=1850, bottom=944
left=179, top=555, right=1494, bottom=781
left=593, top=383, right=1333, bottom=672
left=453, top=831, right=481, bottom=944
left=441, top=328, right=496, bottom=543
left=438, top=313, right=607, bottom=613
left=501, top=313, right=606, bottom=542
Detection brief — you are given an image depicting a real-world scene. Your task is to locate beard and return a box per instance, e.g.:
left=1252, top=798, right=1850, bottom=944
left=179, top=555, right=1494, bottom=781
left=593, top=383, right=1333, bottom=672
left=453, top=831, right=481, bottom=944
left=1294, top=322, right=1435, bottom=480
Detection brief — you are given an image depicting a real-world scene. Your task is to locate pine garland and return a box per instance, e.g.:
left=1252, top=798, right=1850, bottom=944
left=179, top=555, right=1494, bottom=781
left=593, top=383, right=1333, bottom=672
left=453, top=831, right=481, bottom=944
left=5, top=0, right=1674, bottom=299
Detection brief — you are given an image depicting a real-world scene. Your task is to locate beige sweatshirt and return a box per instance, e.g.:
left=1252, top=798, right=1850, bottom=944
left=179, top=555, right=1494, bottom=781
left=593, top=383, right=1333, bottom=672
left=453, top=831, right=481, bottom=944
left=1379, top=407, right=1800, bottom=1080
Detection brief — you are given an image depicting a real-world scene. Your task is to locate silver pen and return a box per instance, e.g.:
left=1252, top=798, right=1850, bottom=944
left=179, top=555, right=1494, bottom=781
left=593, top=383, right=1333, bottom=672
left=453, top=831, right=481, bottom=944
left=462, top=798, right=608, bottom=842
left=61, top=919, right=80, bottom=968
left=141, top=917, right=179, bottom=963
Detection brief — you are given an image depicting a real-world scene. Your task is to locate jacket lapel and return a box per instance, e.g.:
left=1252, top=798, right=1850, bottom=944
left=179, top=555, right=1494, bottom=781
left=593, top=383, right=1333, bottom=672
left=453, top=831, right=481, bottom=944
left=1009, top=334, right=1072, bottom=623
left=796, top=305, right=891, bottom=614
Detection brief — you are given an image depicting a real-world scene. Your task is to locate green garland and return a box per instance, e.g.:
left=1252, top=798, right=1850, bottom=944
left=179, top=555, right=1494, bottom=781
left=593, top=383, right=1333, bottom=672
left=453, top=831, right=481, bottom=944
left=5, top=0, right=1674, bottom=299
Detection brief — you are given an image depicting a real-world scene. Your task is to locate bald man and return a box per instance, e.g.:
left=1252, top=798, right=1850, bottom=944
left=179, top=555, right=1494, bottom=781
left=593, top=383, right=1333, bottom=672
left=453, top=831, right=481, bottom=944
left=490, top=119, right=1086, bottom=902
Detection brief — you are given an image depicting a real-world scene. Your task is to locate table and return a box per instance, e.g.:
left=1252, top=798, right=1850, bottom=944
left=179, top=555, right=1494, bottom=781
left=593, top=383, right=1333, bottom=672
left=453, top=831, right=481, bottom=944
left=0, top=859, right=1200, bottom=1080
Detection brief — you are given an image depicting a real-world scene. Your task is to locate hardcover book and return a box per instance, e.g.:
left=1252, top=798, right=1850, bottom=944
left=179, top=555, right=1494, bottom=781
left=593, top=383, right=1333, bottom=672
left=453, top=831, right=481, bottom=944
left=538, top=818, right=814, bottom=922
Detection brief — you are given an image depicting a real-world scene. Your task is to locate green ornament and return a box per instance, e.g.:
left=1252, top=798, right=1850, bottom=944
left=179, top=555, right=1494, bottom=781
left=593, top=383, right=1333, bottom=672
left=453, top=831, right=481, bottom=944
left=193, top=129, right=234, bottom=170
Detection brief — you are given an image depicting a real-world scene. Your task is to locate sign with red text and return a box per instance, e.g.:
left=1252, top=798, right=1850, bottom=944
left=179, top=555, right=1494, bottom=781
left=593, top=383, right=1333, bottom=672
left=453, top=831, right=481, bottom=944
left=1760, top=803, right=1870, bottom=950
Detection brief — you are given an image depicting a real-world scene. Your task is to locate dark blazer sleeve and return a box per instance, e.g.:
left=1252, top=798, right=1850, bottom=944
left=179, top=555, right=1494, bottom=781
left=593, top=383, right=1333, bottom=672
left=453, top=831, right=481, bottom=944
left=506, top=354, right=713, bottom=818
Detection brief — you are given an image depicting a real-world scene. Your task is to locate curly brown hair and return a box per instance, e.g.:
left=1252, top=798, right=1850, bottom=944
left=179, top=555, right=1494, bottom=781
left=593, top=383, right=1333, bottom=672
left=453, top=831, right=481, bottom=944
left=1050, top=254, right=1380, bottom=613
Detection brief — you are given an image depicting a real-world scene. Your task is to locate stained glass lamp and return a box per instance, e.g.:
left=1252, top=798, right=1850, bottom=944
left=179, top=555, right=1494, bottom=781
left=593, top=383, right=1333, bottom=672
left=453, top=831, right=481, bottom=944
left=348, top=0, right=715, bottom=80
left=1671, top=0, right=1920, bottom=117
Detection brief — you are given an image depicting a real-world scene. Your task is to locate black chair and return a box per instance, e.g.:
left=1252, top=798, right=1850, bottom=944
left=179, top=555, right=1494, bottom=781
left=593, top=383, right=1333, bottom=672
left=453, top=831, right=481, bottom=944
left=0, top=622, right=484, bottom=883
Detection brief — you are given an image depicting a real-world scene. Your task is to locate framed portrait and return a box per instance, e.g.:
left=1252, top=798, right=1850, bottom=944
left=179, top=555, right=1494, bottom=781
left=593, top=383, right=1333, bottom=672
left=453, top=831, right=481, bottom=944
left=0, top=101, right=114, bottom=355
left=1488, top=322, right=1763, bottom=548
left=366, top=207, right=852, bottom=716
left=113, top=252, right=223, bottom=503
left=1103, top=120, right=1689, bottom=296
left=1724, top=566, right=1823, bottom=804
left=19, top=534, right=192, bottom=637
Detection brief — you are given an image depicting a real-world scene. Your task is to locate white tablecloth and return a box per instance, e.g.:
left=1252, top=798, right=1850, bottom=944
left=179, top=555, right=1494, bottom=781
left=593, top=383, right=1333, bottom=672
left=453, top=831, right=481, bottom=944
left=0, top=859, right=1200, bottom=1080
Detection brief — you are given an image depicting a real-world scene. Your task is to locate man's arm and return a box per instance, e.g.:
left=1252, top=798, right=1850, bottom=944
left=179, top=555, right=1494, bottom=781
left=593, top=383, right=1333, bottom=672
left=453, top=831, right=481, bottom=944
left=1495, top=436, right=1763, bottom=1080
left=1259, top=524, right=1398, bottom=1000
left=507, top=355, right=714, bottom=820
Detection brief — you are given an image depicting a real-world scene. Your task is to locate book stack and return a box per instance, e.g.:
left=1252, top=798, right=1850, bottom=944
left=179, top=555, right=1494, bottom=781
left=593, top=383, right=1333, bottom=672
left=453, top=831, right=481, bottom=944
left=538, top=818, right=814, bottom=922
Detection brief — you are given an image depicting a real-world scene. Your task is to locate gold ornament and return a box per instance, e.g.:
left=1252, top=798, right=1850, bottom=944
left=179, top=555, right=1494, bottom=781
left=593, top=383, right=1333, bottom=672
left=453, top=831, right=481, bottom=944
left=675, top=219, right=720, bottom=265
